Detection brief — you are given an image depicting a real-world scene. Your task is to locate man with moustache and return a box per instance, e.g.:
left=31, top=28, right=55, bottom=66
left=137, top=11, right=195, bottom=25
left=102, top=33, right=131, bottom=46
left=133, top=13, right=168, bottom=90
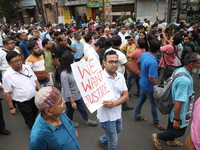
left=3, top=51, right=41, bottom=129
left=29, top=86, right=82, bottom=150
left=19, top=32, right=31, bottom=62
left=26, top=42, right=50, bottom=87
left=152, top=52, right=200, bottom=150
left=97, top=50, right=129, bottom=150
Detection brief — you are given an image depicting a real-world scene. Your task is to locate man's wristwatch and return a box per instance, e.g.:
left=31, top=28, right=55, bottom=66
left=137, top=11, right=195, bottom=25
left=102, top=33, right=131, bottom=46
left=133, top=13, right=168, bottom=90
left=9, top=107, right=15, bottom=110
left=174, top=118, right=181, bottom=122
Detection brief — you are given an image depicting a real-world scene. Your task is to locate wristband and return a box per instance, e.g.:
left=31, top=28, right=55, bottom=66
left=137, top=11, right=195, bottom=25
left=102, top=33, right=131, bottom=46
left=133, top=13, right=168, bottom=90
left=174, top=118, right=181, bottom=122
left=9, top=107, right=15, bottom=110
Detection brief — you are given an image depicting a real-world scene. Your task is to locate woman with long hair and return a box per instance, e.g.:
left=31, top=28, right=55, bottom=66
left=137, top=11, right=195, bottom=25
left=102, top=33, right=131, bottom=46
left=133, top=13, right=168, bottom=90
left=60, top=51, right=97, bottom=127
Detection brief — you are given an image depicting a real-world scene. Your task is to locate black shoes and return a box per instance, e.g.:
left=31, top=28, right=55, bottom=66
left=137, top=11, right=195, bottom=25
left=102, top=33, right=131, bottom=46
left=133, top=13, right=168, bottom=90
left=122, top=106, right=134, bottom=111
left=0, top=130, right=11, bottom=135
left=99, top=139, right=108, bottom=150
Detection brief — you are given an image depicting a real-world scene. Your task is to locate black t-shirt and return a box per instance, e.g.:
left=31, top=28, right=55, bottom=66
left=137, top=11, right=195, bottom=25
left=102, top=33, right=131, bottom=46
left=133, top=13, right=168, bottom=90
left=55, top=45, right=71, bottom=59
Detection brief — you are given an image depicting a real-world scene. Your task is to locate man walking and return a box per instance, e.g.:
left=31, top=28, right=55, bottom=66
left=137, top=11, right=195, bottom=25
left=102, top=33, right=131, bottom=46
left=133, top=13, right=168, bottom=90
left=97, top=50, right=129, bottom=150
left=134, top=39, right=165, bottom=130
left=3, top=51, right=41, bottom=129
left=152, top=52, right=200, bottom=150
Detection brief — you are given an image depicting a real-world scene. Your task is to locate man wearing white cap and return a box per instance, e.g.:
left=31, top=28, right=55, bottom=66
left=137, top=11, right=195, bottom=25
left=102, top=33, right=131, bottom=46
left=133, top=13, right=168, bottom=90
left=29, top=86, right=81, bottom=150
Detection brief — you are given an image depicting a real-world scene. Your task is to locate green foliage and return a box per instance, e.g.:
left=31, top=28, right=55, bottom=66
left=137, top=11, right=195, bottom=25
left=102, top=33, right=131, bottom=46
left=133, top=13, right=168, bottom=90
left=0, top=0, right=19, bottom=18
left=117, top=12, right=127, bottom=22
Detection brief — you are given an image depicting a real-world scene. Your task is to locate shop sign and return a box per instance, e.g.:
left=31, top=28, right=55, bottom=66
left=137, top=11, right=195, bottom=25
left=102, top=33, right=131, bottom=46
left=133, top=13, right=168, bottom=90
left=62, top=7, right=71, bottom=24
left=86, top=8, right=92, bottom=20
left=87, top=0, right=100, bottom=8
left=20, top=0, right=36, bottom=7
left=65, top=0, right=80, bottom=5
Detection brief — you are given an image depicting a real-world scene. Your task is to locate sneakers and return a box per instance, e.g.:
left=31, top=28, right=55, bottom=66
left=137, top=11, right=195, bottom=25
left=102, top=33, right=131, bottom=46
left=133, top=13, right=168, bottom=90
left=85, top=120, right=98, bottom=126
left=99, top=139, right=108, bottom=150
left=73, top=122, right=80, bottom=128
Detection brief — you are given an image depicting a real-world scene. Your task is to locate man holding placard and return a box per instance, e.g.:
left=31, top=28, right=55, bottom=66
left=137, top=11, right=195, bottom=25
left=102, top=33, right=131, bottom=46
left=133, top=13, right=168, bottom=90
left=97, top=50, right=129, bottom=150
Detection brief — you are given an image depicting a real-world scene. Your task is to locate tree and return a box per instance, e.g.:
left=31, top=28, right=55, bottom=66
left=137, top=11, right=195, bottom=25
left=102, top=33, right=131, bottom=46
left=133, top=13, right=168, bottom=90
left=0, top=0, right=20, bottom=23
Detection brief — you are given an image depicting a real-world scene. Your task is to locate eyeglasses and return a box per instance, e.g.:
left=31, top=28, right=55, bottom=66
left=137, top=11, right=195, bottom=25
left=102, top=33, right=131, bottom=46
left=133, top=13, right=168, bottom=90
left=7, top=42, right=15, bottom=45
left=107, top=60, right=119, bottom=65
left=10, top=58, right=22, bottom=64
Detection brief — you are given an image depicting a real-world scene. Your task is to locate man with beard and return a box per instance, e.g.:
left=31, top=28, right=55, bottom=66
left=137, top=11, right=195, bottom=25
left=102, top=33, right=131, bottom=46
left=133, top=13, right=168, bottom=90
left=152, top=52, right=200, bottom=150
left=19, top=32, right=31, bottom=63
left=3, top=51, right=41, bottom=129
left=26, top=42, right=50, bottom=87
left=97, top=50, right=129, bottom=150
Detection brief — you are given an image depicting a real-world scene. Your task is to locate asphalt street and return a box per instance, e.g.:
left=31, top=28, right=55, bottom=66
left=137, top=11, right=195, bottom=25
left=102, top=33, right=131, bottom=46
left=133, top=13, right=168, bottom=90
left=0, top=74, right=199, bottom=150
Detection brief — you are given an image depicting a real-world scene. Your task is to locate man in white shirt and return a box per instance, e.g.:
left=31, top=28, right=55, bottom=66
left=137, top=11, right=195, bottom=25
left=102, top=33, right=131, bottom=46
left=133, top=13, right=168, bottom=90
left=118, top=26, right=128, bottom=46
left=85, top=41, right=104, bottom=63
left=83, top=34, right=92, bottom=55
left=97, top=50, right=129, bottom=150
left=3, top=51, right=41, bottom=129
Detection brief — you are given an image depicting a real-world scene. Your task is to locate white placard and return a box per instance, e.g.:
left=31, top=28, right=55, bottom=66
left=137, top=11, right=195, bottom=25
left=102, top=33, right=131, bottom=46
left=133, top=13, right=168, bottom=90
left=71, top=55, right=114, bottom=113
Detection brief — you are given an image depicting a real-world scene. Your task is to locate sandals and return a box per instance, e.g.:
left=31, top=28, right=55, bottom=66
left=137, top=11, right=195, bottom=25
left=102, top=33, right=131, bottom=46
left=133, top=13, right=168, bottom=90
left=166, top=140, right=183, bottom=147
left=153, top=123, right=166, bottom=131
left=134, top=117, right=147, bottom=121
left=151, top=133, right=162, bottom=150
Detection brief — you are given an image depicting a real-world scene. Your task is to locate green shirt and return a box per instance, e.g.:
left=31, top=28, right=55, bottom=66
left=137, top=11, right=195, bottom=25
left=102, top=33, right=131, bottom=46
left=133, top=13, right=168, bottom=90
left=43, top=48, right=55, bottom=73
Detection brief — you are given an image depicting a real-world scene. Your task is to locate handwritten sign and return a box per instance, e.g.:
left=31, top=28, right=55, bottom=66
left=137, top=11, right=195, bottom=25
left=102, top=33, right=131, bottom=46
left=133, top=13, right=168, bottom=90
left=71, top=55, right=114, bottom=113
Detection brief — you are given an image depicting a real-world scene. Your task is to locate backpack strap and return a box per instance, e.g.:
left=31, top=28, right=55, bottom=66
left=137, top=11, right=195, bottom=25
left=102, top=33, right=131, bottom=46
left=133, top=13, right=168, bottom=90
left=172, top=72, right=191, bottom=82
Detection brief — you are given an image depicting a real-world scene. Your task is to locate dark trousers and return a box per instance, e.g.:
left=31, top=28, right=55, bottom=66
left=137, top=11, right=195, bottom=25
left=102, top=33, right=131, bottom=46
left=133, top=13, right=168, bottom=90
left=157, top=118, right=187, bottom=141
left=0, top=100, right=5, bottom=132
left=66, top=98, right=89, bottom=121
left=15, top=97, right=38, bottom=129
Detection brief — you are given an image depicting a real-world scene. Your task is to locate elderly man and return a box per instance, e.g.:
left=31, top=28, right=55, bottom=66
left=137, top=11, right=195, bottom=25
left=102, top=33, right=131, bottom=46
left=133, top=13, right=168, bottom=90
left=29, top=86, right=82, bottom=150
left=3, top=51, right=41, bottom=129
left=97, top=50, right=129, bottom=150
left=152, top=52, right=200, bottom=150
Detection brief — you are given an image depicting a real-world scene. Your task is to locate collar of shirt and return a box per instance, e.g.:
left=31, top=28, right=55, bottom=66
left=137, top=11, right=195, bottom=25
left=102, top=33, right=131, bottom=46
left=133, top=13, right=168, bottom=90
left=103, top=69, right=120, bottom=80
left=9, top=64, right=27, bottom=75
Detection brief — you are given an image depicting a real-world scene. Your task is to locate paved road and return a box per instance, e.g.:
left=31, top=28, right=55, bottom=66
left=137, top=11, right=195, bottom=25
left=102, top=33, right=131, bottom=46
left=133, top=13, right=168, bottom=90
left=0, top=75, right=199, bottom=150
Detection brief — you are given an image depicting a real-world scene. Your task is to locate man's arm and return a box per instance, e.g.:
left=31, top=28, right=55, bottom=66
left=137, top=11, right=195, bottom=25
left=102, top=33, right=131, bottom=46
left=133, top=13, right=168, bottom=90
left=54, top=58, right=60, bottom=69
left=173, top=101, right=182, bottom=129
left=149, top=77, right=158, bottom=85
left=124, top=62, right=137, bottom=75
left=4, top=93, right=17, bottom=115
left=35, top=80, right=41, bottom=91
left=103, top=90, right=129, bottom=108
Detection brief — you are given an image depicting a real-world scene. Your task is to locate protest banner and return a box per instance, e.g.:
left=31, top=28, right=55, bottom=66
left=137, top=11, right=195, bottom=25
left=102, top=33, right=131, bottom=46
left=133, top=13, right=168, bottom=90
left=71, top=55, right=114, bottom=113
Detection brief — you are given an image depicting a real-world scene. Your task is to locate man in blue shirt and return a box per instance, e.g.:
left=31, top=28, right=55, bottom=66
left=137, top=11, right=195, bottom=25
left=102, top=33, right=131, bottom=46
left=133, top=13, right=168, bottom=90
left=71, top=31, right=83, bottom=62
left=19, top=32, right=31, bottom=62
left=134, top=39, right=166, bottom=130
left=152, top=52, right=200, bottom=150
left=29, top=86, right=81, bottom=150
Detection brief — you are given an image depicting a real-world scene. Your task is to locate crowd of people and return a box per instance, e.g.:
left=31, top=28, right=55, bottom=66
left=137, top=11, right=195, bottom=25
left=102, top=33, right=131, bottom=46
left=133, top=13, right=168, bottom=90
left=0, top=18, right=200, bottom=150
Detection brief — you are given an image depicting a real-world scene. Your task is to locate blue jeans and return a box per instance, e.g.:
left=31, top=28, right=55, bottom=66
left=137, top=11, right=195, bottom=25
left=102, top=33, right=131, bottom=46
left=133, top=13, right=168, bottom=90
left=66, top=98, right=89, bottom=121
left=126, top=73, right=140, bottom=95
left=99, top=118, right=122, bottom=150
left=38, top=79, right=48, bottom=87
left=134, top=89, right=159, bottom=124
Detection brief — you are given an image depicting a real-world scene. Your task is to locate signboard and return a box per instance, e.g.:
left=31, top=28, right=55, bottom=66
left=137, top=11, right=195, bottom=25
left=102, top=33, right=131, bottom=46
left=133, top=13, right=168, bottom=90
left=86, top=0, right=100, bottom=7
left=62, top=7, right=71, bottom=24
left=65, top=0, right=80, bottom=5
left=20, top=0, right=36, bottom=7
left=71, top=55, right=114, bottom=113
left=86, top=8, right=92, bottom=21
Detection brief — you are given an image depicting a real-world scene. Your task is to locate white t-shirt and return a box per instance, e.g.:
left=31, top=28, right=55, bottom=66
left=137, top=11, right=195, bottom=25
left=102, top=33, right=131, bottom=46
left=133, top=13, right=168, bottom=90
left=105, top=47, right=127, bottom=75
left=97, top=70, right=128, bottom=122
left=83, top=43, right=92, bottom=56
left=84, top=46, right=100, bottom=63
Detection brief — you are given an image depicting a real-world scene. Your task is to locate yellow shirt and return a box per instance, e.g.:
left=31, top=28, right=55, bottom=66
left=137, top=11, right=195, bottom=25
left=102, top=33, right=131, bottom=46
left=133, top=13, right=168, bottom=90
left=120, top=43, right=137, bottom=63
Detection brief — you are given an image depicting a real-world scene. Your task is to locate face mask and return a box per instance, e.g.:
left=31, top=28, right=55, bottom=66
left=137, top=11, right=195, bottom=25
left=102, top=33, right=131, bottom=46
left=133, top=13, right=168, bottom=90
left=191, top=65, right=200, bottom=74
